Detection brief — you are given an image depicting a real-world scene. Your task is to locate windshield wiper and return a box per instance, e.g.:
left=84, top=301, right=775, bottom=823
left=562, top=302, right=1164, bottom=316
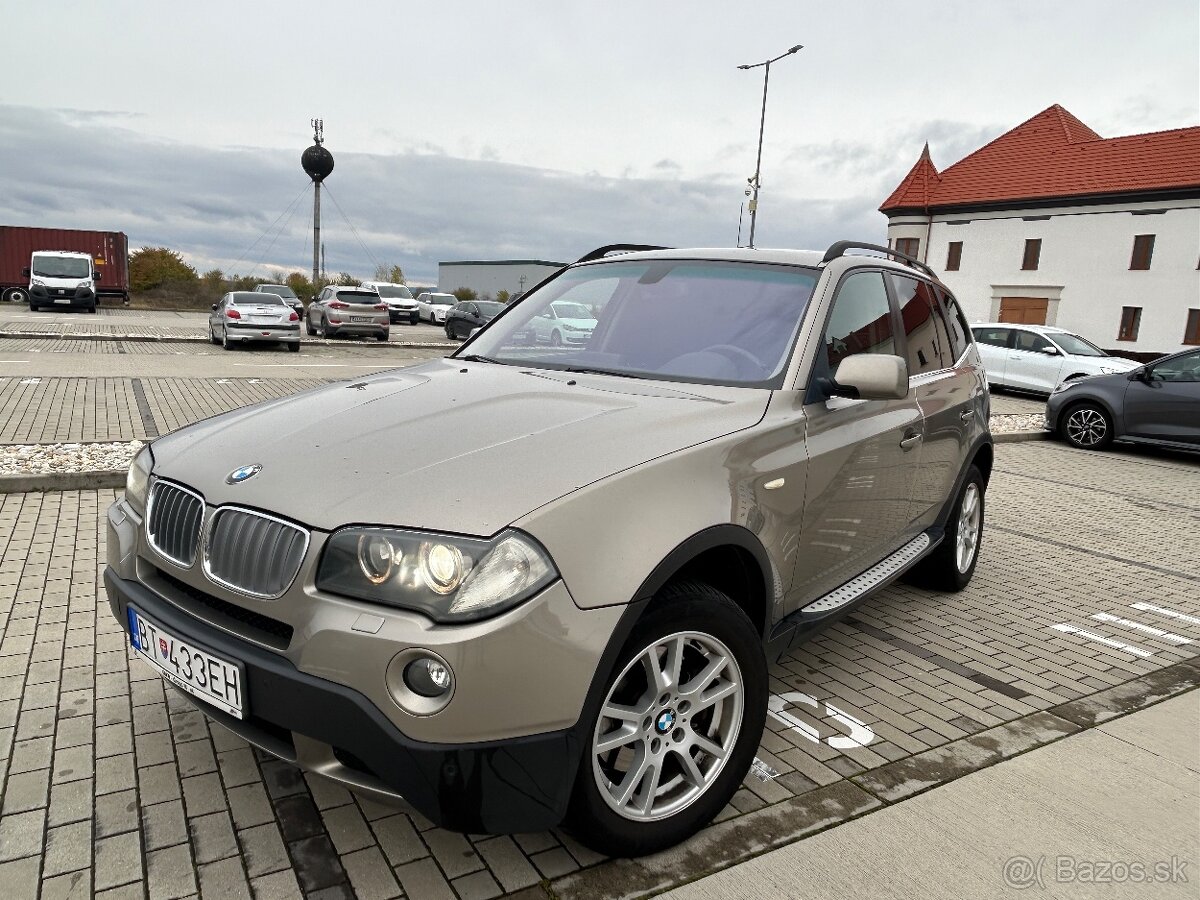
left=563, top=366, right=648, bottom=380
left=458, top=354, right=507, bottom=364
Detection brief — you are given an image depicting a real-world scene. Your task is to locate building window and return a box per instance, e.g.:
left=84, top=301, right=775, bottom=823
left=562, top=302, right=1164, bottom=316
left=1021, top=239, right=1042, bottom=271
left=1185, top=310, right=1200, bottom=346
left=1117, top=307, right=1141, bottom=342
left=894, top=237, right=920, bottom=259
left=1130, top=234, right=1155, bottom=270
left=945, top=242, right=963, bottom=271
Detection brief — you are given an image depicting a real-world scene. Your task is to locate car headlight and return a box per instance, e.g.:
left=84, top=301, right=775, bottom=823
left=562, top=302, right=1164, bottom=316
left=31, top=277, right=45, bottom=286
left=1098, top=366, right=1122, bottom=375
left=1051, top=380, right=1077, bottom=394
left=125, top=445, right=153, bottom=515
left=77, top=280, right=91, bottom=289
left=317, top=527, right=557, bottom=623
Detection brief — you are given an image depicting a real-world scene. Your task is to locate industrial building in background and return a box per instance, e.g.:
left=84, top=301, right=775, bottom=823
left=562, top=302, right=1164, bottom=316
left=881, top=105, right=1200, bottom=356
left=438, top=259, right=566, bottom=299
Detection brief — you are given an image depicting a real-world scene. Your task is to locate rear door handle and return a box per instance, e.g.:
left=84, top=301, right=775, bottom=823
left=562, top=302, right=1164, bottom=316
left=900, top=433, right=922, bottom=450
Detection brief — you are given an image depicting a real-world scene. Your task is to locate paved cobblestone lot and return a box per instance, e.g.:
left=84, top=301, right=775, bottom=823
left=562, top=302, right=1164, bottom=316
left=1, top=440, right=1196, bottom=898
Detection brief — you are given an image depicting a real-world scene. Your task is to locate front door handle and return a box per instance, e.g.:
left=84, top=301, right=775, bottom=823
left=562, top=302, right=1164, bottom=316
left=960, top=409, right=975, bottom=422
left=900, top=433, right=922, bottom=451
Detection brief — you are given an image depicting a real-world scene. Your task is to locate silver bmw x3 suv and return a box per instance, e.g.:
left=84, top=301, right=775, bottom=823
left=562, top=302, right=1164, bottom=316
left=105, top=241, right=992, bottom=856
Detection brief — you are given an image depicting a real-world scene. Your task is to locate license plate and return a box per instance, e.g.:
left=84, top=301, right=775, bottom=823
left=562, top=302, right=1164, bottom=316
left=127, top=606, right=245, bottom=717
left=55, top=298, right=71, bottom=304
left=350, top=315, right=372, bottom=323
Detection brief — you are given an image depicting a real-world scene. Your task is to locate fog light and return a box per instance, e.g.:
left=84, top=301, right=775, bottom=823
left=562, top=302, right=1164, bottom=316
left=405, top=656, right=454, bottom=698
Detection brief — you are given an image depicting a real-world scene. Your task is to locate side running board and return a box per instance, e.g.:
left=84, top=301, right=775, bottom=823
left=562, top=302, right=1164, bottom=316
left=800, top=533, right=932, bottom=615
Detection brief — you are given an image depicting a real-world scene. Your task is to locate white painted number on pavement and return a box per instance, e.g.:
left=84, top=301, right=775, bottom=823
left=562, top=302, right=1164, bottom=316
left=768, top=691, right=875, bottom=749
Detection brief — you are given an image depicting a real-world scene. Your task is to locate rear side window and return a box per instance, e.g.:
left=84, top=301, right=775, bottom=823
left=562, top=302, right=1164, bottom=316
left=820, top=271, right=895, bottom=373
left=973, top=327, right=1011, bottom=348
left=937, top=288, right=971, bottom=361
left=892, top=275, right=950, bottom=374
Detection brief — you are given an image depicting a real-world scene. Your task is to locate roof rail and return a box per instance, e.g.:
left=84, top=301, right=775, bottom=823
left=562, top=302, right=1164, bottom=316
left=821, top=240, right=938, bottom=280
left=576, top=244, right=672, bottom=263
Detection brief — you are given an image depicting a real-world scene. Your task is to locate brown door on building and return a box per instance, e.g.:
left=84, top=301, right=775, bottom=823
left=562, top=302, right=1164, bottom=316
left=998, top=297, right=1048, bottom=325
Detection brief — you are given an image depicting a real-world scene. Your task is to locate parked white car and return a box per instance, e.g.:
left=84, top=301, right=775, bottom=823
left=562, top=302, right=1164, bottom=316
left=530, top=300, right=598, bottom=346
left=970, top=323, right=1140, bottom=393
left=416, top=292, right=457, bottom=324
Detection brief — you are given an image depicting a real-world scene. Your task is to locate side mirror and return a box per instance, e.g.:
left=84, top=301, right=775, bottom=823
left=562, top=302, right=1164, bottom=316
left=211, top=304, right=218, bottom=311
left=94, top=272, right=102, bottom=282
left=21, top=267, right=30, bottom=277
left=825, top=354, right=909, bottom=401
left=1039, top=346, right=1059, bottom=355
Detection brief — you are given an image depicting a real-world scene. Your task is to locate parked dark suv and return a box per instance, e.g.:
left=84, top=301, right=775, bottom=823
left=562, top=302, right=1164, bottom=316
left=105, top=242, right=992, bottom=855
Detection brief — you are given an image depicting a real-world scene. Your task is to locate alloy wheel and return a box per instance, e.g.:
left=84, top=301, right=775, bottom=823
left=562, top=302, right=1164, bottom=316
left=591, top=631, right=743, bottom=822
left=956, top=483, right=981, bottom=573
left=1065, top=407, right=1107, bottom=447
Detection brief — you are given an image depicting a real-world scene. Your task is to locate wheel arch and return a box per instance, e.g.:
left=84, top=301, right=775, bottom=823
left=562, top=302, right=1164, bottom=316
left=630, top=524, right=773, bottom=641
left=1056, top=394, right=1118, bottom=435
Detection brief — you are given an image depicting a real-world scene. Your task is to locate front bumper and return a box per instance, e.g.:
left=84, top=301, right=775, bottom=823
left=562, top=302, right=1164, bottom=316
left=104, top=568, right=578, bottom=832
left=389, top=308, right=419, bottom=323
left=30, top=285, right=94, bottom=307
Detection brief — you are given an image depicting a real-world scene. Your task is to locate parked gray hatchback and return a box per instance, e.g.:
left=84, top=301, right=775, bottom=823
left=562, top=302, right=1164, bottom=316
left=106, top=241, right=992, bottom=855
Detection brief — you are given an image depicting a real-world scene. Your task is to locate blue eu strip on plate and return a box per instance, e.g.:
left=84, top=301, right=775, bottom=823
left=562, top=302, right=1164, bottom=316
left=128, top=606, right=141, bottom=650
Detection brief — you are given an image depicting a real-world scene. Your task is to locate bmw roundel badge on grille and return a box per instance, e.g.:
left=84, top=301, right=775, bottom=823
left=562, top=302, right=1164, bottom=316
left=226, top=464, right=262, bottom=485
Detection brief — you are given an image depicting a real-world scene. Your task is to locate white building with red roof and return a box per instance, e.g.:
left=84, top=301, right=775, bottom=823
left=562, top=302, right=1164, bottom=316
left=881, top=105, right=1200, bottom=354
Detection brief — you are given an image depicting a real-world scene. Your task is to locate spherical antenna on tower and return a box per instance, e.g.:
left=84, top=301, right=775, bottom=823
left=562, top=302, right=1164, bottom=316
left=302, top=118, right=334, bottom=182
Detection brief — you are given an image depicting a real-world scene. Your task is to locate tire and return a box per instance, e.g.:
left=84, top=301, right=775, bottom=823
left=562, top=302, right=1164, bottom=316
left=317, top=320, right=328, bottom=339
left=209, top=326, right=220, bottom=345
left=1060, top=402, right=1114, bottom=451
left=306, top=316, right=315, bottom=337
left=222, top=327, right=234, bottom=351
left=29, top=303, right=38, bottom=312
left=288, top=342, right=300, bottom=353
left=88, top=304, right=97, bottom=314
left=565, top=582, right=767, bottom=857
left=550, top=330, right=563, bottom=347
left=446, top=324, right=456, bottom=340
left=904, top=465, right=984, bottom=592
left=7, top=288, right=29, bottom=305
left=376, top=332, right=388, bottom=342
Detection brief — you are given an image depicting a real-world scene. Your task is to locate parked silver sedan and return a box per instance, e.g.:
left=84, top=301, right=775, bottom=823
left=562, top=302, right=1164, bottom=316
left=208, top=292, right=300, bottom=351
left=307, top=286, right=390, bottom=340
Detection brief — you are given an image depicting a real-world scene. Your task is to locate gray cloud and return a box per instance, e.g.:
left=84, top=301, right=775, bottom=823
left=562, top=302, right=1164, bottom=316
left=0, top=105, right=886, bottom=283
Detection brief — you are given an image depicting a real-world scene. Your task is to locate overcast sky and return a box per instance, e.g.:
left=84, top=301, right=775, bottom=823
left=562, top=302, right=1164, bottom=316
left=3, top=0, right=1196, bottom=284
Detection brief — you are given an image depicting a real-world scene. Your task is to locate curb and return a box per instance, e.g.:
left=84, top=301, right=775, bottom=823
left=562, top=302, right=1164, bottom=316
left=545, top=656, right=1200, bottom=900
left=0, top=330, right=457, bottom=350
left=992, top=429, right=1050, bottom=443
left=0, top=471, right=126, bottom=493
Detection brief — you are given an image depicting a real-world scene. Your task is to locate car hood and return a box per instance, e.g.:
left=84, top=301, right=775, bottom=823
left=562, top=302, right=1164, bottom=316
left=150, top=359, right=769, bottom=535
left=1089, top=356, right=1140, bottom=371
left=558, top=317, right=597, bottom=329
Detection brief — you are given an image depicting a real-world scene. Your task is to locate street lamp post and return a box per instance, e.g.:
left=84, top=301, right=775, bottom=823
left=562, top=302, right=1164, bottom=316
left=738, top=44, right=802, bottom=249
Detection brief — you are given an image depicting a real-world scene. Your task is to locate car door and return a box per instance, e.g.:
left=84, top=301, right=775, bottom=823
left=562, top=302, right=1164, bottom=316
left=209, top=294, right=225, bottom=333
left=1005, top=329, right=1064, bottom=391
left=1123, top=350, right=1200, bottom=445
left=791, top=269, right=923, bottom=606
left=890, top=275, right=979, bottom=528
left=971, top=327, right=1012, bottom=386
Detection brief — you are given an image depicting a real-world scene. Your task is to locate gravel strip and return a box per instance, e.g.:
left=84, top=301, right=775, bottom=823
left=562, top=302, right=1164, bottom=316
left=989, top=413, right=1048, bottom=434
left=0, top=440, right=143, bottom=475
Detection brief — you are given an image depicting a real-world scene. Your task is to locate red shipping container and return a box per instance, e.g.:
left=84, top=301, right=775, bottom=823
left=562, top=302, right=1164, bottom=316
left=0, top=226, right=130, bottom=303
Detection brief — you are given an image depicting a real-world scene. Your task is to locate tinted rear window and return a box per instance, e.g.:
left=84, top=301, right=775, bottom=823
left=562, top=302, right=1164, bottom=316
left=233, top=293, right=284, bottom=305
left=337, top=291, right=379, bottom=303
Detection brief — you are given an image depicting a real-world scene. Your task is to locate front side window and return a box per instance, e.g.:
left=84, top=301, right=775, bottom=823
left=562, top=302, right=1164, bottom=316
left=1149, top=350, right=1200, bottom=382
left=462, top=259, right=818, bottom=388
left=892, top=275, right=950, bottom=374
left=819, top=271, right=895, bottom=376
left=1013, top=330, right=1053, bottom=354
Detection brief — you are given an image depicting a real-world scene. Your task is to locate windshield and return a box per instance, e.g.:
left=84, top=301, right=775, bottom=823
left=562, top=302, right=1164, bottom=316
left=461, top=259, right=818, bottom=388
left=552, top=301, right=594, bottom=320
left=1050, top=332, right=1106, bottom=357
left=259, top=284, right=297, bottom=299
left=233, top=293, right=284, bottom=305
left=32, top=256, right=91, bottom=279
left=376, top=285, right=413, bottom=299
left=477, top=301, right=504, bottom=315
left=432, top=295, right=455, bottom=305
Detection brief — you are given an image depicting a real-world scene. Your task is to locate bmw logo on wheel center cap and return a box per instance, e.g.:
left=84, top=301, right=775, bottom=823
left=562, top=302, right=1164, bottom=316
left=226, top=464, right=263, bottom=485
left=655, top=709, right=676, bottom=733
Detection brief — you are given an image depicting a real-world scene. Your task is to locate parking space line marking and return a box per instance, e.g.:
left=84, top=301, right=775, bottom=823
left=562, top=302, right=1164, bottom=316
left=1091, top=612, right=1191, bottom=645
left=991, top=525, right=1200, bottom=583
left=1049, top=624, right=1153, bottom=658
left=1129, top=602, right=1200, bottom=628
